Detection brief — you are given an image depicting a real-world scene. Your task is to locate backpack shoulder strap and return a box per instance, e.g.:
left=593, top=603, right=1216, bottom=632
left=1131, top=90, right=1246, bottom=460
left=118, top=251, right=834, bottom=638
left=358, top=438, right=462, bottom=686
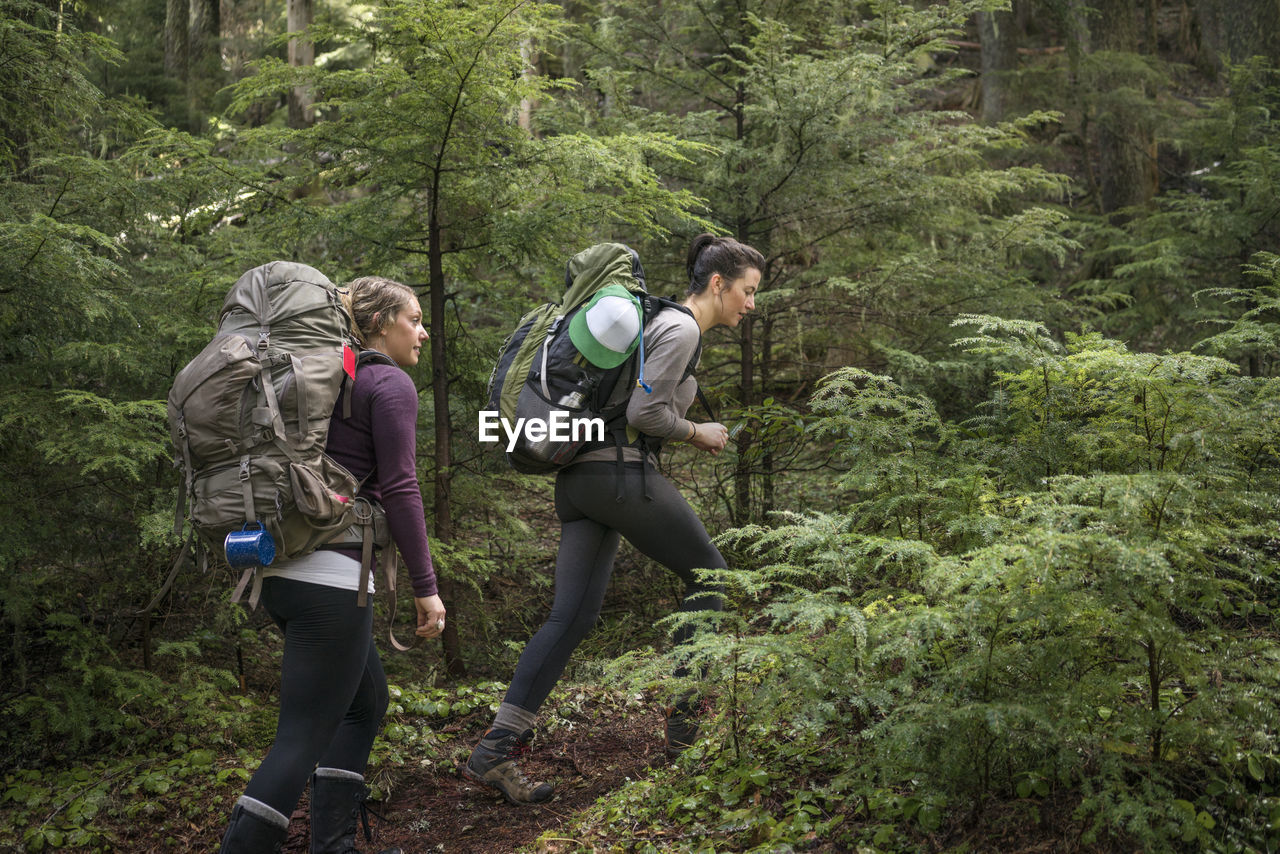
left=342, top=348, right=399, bottom=418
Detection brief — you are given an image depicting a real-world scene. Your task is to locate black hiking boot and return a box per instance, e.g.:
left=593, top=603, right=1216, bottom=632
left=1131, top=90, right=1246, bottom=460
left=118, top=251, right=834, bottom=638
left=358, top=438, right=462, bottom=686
left=462, top=728, right=553, bottom=804
left=218, top=796, right=289, bottom=854
left=664, top=698, right=706, bottom=757
left=309, top=767, right=402, bottom=854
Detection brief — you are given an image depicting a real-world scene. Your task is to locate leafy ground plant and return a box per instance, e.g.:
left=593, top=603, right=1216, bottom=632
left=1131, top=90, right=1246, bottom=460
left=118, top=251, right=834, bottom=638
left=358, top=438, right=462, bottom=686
left=569, top=320, right=1280, bottom=853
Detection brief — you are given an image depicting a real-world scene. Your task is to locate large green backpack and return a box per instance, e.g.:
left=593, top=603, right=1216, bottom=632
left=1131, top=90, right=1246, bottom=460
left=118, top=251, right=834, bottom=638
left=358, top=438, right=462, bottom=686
left=486, top=242, right=706, bottom=474
left=167, top=261, right=362, bottom=605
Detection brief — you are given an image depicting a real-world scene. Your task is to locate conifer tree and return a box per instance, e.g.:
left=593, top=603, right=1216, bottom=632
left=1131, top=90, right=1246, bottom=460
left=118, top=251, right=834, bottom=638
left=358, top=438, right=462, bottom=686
left=0, top=0, right=199, bottom=757
left=218, top=0, right=706, bottom=670
left=574, top=0, right=1072, bottom=522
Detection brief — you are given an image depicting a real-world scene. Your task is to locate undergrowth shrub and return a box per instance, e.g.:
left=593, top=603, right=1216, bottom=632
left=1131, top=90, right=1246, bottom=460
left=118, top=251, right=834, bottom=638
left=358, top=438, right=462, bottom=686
left=601, top=315, right=1280, bottom=852
left=0, top=619, right=254, bottom=768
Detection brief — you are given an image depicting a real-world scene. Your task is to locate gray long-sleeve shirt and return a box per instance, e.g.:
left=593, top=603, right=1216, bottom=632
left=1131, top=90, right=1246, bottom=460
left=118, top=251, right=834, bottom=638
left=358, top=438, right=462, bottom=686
left=572, top=305, right=700, bottom=466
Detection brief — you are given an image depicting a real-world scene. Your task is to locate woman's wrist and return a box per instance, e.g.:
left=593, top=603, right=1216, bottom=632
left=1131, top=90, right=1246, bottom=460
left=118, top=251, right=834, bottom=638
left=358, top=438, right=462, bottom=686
left=686, top=421, right=698, bottom=442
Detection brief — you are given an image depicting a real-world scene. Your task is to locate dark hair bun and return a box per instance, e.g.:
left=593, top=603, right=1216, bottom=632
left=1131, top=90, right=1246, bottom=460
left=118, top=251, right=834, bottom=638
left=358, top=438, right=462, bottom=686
left=685, top=233, right=765, bottom=296
left=685, top=233, right=718, bottom=281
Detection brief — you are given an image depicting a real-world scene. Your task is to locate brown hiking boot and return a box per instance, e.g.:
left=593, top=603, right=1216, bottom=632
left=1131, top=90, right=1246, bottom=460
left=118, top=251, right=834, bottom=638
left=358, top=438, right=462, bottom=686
left=462, top=728, right=553, bottom=804
left=664, top=698, right=707, bottom=757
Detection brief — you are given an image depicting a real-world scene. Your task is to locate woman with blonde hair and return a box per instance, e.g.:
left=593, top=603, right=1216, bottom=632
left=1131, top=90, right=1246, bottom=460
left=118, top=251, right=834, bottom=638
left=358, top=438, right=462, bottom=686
left=217, top=276, right=446, bottom=854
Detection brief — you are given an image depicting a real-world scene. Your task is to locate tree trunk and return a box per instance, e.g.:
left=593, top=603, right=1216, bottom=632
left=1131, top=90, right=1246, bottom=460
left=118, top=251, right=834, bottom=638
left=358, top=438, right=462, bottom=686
left=1057, top=0, right=1100, bottom=206
left=428, top=209, right=465, bottom=676
left=730, top=75, right=755, bottom=525
left=163, top=0, right=187, bottom=81
left=976, top=5, right=1020, bottom=124
left=287, top=0, right=315, bottom=129
left=733, top=315, right=753, bottom=525
left=517, top=38, right=534, bottom=132
left=1142, top=0, right=1159, bottom=53
left=731, top=201, right=755, bottom=523
left=1094, top=0, right=1158, bottom=216
left=760, top=313, right=775, bottom=517
left=186, top=0, right=218, bottom=56
left=185, top=0, right=219, bottom=131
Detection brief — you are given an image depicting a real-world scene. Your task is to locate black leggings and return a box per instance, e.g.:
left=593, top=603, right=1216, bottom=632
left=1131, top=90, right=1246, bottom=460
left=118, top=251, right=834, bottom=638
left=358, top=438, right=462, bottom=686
left=243, top=577, right=388, bottom=815
left=503, top=460, right=727, bottom=714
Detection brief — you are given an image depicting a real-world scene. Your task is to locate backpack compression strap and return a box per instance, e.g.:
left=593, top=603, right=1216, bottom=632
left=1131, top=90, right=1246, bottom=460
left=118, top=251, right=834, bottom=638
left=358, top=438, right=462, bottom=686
left=350, top=498, right=416, bottom=652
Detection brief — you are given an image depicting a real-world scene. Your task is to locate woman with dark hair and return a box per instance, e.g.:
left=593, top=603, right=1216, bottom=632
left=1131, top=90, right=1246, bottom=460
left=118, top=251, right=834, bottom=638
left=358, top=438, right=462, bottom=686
left=217, top=276, right=447, bottom=854
left=463, top=234, right=764, bottom=804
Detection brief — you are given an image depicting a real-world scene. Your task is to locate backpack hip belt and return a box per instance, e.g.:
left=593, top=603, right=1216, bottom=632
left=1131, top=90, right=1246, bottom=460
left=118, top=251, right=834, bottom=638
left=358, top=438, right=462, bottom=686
left=317, top=497, right=415, bottom=652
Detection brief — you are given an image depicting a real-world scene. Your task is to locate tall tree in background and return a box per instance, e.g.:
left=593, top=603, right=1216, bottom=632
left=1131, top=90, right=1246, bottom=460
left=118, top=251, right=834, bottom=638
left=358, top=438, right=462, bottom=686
left=162, top=0, right=223, bottom=129
left=286, top=0, right=314, bottom=128
left=163, top=0, right=187, bottom=84
left=188, top=0, right=220, bottom=123
left=977, top=0, right=1024, bottom=123
left=1193, top=0, right=1280, bottom=75
left=1093, top=0, right=1158, bottom=215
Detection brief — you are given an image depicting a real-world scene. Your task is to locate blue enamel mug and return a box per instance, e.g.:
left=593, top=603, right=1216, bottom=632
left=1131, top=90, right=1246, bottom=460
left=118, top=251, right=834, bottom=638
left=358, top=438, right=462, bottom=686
left=224, top=523, right=276, bottom=569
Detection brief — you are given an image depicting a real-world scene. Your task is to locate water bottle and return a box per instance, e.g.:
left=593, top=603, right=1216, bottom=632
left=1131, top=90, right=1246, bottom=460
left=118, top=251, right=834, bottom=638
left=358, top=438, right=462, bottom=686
left=557, top=388, right=587, bottom=410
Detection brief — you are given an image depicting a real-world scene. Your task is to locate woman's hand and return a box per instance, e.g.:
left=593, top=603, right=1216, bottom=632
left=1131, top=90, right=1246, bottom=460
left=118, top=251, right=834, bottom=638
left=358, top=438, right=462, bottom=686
left=415, top=594, right=447, bottom=639
left=689, top=421, right=729, bottom=455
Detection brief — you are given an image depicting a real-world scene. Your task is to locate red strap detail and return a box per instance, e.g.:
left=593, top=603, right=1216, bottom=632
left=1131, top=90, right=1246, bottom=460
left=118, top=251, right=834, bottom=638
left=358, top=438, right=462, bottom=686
left=343, top=343, right=356, bottom=379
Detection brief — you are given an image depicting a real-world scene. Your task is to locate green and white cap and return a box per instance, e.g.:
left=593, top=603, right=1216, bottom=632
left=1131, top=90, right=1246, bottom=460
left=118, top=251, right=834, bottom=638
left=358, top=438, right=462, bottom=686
left=568, top=284, right=642, bottom=368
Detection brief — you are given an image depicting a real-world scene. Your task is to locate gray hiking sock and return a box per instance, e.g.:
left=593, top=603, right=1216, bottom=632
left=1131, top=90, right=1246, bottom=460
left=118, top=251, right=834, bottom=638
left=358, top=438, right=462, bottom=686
left=314, top=766, right=364, bottom=782
left=234, top=795, right=290, bottom=830
left=492, top=702, right=537, bottom=736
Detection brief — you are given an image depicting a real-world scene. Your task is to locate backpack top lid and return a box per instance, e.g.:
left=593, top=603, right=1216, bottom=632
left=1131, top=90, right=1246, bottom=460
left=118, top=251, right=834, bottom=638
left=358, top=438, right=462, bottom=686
left=219, top=261, right=337, bottom=326
left=568, top=283, right=642, bottom=368
left=562, top=243, right=646, bottom=307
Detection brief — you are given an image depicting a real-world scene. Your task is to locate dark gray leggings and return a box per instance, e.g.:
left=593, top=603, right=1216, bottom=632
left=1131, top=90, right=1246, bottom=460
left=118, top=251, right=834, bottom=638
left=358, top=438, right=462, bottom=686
left=503, top=460, right=727, bottom=714
left=243, top=577, right=388, bottom=815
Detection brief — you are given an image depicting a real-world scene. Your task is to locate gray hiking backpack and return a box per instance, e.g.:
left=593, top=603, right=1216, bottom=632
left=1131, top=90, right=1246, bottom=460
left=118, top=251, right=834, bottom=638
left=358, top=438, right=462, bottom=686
left=167, top=261, right=363, bottom=605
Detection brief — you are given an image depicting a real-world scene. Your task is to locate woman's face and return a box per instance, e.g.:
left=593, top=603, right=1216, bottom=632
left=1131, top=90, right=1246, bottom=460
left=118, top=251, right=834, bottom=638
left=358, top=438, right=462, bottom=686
left=375, top=298, right=428, bottom=367
left=711, top=267, right=761, bottom=328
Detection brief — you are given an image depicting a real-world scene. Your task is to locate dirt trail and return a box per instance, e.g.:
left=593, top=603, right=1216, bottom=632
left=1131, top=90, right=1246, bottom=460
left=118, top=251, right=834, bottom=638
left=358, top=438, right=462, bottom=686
left=280, top=712, right=664, bottom=854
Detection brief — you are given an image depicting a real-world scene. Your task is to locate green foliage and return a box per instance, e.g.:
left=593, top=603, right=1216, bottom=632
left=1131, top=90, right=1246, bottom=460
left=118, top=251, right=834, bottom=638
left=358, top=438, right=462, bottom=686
left=588, top=313, right=1280, bottom=851
left=0, top=659, right=266, bottom=852
left=1198, top=253, right=1280, bottom=373
left=5, top=1, right=1280, bottom=851
left=1070, top=59, right=1280, bottom=355
left=369, top=680, right=507, bottom=794
left=0, top=0, right=208, bottom=771
left=218, top=0, right=709, bottom=271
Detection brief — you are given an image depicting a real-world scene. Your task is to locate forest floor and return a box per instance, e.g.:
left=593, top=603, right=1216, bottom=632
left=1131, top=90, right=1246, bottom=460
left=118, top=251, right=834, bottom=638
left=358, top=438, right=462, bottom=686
left=13, top=685, right=1109, bottom=854
left=81, top=703, right=661, bottom=853
left=288, top=711, right=664, bottom=854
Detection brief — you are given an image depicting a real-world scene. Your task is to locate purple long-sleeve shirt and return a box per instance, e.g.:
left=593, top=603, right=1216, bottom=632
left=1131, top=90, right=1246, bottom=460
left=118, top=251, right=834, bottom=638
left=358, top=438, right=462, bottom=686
left=326, top=362, right=438, bottom=597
